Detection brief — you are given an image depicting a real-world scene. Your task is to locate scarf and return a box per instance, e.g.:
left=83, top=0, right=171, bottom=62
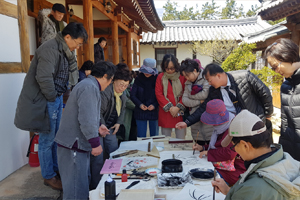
left=162, top=72, right=182, bottom=104
left=113, top=86, right=122, bottom=116
left=208, top=112, right=235, bottom=150
left=49, top=15, right=65, bottom=32
left=55, top=32, right=79, bottom=86
left=191, top=84, right=203, bottom=95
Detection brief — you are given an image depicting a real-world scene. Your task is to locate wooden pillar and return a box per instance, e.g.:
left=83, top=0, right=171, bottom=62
left=83, top=0, right=94, bottom=62
left=127, top=31, right=132, bottom=70
left=111, top=19, right=119, bottom=64
left=291, top=26, right=300, bottom=46
left=17, top=0, right=30, bottom=73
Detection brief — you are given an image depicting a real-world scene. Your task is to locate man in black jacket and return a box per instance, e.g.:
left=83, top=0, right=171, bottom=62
left=94, top=37, right=107, bottom=63
left=176, top=63, right=273, bottom=136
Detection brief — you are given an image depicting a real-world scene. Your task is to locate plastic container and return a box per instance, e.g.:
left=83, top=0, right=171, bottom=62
left=121, top=169, right=128, bottom=182
left=105, top=175, right=116, bottom=200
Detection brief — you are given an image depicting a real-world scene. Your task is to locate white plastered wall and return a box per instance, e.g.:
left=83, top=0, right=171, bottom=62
left=0, top=12, right=30, bottom=181
left=139, top=43, right=213, bottom=68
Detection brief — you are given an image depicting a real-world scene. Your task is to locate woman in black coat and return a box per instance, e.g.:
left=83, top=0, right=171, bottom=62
left=131, top=58, right=159, bottom=137
left=265, top=38, right=300, bottom=161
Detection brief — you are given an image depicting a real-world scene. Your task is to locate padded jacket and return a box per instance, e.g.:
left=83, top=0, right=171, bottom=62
left=226, top=144, right=300, bottom=200
left=280, top=68, right=300, bottom=161
left=185, top=70, right=273, bottom=126
left=14, top=37, right=66, bottom=133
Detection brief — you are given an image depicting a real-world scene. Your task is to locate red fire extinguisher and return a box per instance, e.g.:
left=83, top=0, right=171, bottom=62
left=26, top=133, right=40, bottom=167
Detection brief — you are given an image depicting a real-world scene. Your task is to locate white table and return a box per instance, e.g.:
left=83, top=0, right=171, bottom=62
left=90, top=144, right=225, bottom=200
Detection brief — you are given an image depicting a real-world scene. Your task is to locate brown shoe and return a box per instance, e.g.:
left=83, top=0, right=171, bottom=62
left=44, top=176, right=63, bottom=191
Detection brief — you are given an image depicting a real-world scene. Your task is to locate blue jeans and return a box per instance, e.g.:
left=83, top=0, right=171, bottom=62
left=58, top=146, right=90, bottom=200
left=38, top=96, right=63, bottom=179
left=136, top=120, right=158, bottom=137
left=89, top=129, right=118, bottom=189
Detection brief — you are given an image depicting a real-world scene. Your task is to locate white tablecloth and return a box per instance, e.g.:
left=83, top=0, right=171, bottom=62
left=89, top=149, right=225, bottom=200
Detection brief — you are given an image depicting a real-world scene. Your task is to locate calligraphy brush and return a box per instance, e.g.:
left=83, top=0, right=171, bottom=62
left=213, top=168, right=216, bottom=200
left=193, top=131, right=200, bottom=155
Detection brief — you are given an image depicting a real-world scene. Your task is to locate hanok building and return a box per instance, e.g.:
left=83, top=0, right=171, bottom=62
left=242, top=0, right=300, bottom=68
left=242, top=0, right=300, bottom=108
left=258, top=0, right=300, bottom=47
left=140, top=16, right=271, bottom=71
left=0, top=0, right=163, bottom=181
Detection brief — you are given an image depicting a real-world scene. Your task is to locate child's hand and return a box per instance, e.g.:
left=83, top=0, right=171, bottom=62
left=199, top=150, right=208, bottom=158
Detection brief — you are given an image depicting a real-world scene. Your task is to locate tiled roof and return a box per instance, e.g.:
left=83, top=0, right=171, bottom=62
left=243, top=21, right=289, bottom=44
left=141, top=17, right=271, bottom=43
left=258, top=0, right=300, bottom=21
left=258, top=0, right=286, bottom=13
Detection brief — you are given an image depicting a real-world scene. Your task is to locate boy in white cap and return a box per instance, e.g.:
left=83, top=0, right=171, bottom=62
left=212, top=110, right=300, bottom=200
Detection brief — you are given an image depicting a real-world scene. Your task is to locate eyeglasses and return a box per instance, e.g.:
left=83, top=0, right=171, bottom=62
left=117, top=82, right=129, bottom=89
left=165, top=67, right=175, bottom=71
left=73, top=39, right=83, bottom=47
left=271, top=61, right=281, bottom=72
left=230, top=141, right=240, bottom=151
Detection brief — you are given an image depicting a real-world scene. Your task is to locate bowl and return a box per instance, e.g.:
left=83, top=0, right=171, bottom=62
left=145, top=168, right=161, bottom=176
left=189, top=168, right=214, bottom=180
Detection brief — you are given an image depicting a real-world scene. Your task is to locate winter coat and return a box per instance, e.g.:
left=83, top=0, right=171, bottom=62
left=155, top=73, right=186, bottom=128
left=226, top=144, right=300, bottom=200
left=182, top=71, right=213, bottom=141
left=130, top=73, right=158, bottom=121
left=203, top=130, right=246, bottom=186
left=54, top=76, right=101, bottom=151
left=94, top=43, right=105, bottom=63
left=100, top=84, right=126, bottom=127
left=38, top=9, right=66, bottom=44
left=123, top=88, right=135, bottom=140
left=280, top=68, right=300, bottom=161
left=78, top=70, right=86, bottom=82
left=14, top=37, right=67, bottom=133
left=186, top=70, right=273, bottom=127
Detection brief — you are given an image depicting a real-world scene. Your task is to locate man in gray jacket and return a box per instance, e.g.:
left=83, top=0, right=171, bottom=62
left=14, top=22, right=87, bottom=190
left=55, top=61, right=116, bottom=199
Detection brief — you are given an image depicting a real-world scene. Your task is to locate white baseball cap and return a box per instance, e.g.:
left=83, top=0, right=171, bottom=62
left=221, top=110, right=266, bottom=147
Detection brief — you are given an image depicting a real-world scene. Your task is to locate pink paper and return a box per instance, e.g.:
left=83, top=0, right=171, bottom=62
left=100, top=159, right=123, bottom=174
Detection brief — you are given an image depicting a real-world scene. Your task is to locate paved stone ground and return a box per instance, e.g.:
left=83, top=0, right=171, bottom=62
left=0, top=114, right=280, bottom=200
left=0, top=165, right=61, bottom=200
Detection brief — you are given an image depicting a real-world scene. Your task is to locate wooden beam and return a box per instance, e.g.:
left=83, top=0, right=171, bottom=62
left=0, top=0, right=18, bottom=19
left=127, top=31, right=132, bottom=69
left=83, top=0, right=94, bottom=62
left=66, top=0, right=83, bottom=5
left=18, top=0, right=30, bottom=73
left=0, top=62, right=22, bottom=73
left=70, top=15, right=83, bottom=23
left=118, top=21, right=129, bottom=32
left=92, top=1, right=114, bottom=21
left=111, top=18, right=119, bottom=65
left=93, top=20, right=111, bottom=28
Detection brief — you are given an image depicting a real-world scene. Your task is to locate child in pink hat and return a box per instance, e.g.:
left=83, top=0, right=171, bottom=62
left=193, top=99, right=246, bottom=186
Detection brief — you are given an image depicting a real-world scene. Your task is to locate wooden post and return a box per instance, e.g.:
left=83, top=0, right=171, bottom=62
left=291, top=26, right=300, bottom=47
left=83, top=0, right=94, bottom=62
left=17, top=0, right=30, bottom=73
left=127, top=31, right=132, bottom=69
left=111, top=19, right=119, bottom=64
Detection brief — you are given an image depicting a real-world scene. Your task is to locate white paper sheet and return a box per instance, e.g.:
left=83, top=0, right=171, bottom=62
left=113, top=139, right=153, bottom=153
left=171, top=183, right=224, bottom=200
left=121, top=157, right=159, bottom=170
left=99, top=179, right=156, bottom=197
